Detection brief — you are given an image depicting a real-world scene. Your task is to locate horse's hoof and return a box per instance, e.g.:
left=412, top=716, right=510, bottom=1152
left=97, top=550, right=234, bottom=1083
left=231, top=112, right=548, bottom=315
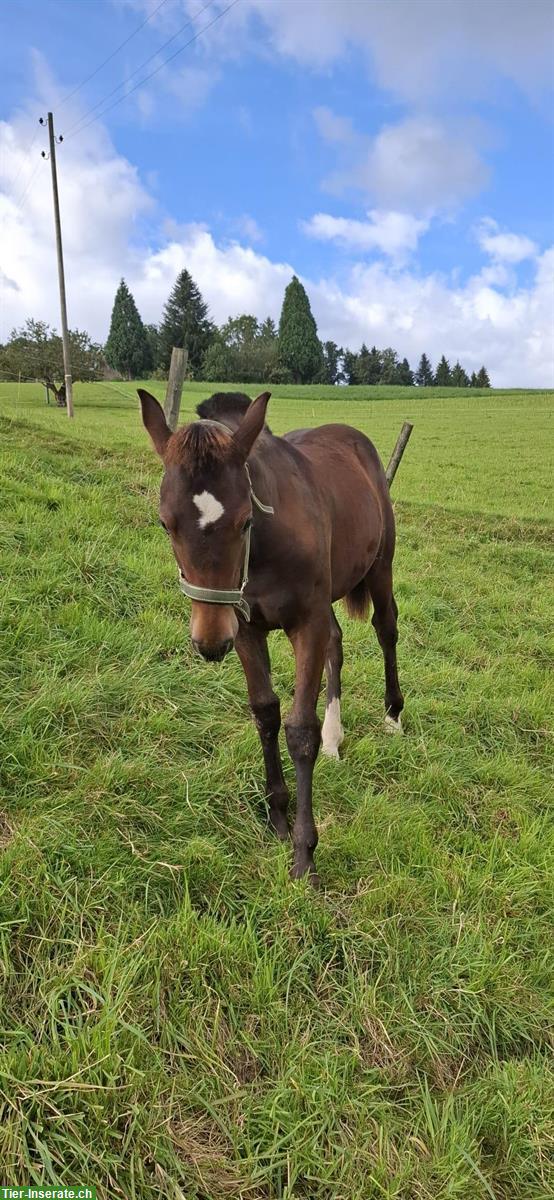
left=289, top=863, right=319, bottom=887
left=321, top=743, right=341, bottom=761
left=384, top=714, right=403, bottom=735
left=270, top=817, right=290, bottom=842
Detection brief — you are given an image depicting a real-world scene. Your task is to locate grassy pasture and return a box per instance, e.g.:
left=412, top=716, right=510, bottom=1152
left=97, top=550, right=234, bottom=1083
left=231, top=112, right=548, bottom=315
left=0, top=380, right=553, bottom=1198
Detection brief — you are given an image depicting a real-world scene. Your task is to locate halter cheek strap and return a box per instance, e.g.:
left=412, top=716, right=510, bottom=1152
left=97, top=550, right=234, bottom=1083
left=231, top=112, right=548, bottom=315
left=177, top=421, right=274, bottom=623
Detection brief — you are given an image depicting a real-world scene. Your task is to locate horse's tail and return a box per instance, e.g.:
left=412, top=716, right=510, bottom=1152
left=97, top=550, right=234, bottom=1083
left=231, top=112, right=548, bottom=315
left=344, top=573, right=372, bottom=621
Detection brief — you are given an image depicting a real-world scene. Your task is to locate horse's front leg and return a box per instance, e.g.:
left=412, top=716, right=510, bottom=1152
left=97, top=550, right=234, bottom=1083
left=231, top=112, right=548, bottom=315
left=285, top=615, right=329, bottom=883
left=234, top=623, right=290, bottom=840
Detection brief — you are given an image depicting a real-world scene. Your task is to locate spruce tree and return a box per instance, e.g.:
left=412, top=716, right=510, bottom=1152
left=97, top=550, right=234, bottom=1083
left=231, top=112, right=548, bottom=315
left=321, top=341, right=342, bottom=384
left=476, top=365, right=491, bottom=387
left=397, top=357, right=414, bottom=386
left=451, top=361, right=470, bottom=387
left=278, top=275, right=322, bottom=383
left=367, top=345, right=382, bottom=384
left=434, top=355, right=452, bottom=386
left=259, top=317, right=277, bottom=342
left=356, top=343, right=372, bottom=384
left=158, top=269, right=213, bottom=375
left=342, top=349, right=359, bottom=385
left=104, top=280, right=151, bottom=379
left=470, top=371, right=479, bottom=388
left=144, top=324, right=160, bottom=371
left=416, top=353, right=434, bottom=387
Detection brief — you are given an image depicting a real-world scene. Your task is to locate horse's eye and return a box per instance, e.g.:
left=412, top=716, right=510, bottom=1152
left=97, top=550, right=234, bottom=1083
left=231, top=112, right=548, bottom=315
left=242, top=517, right=253, bottom=534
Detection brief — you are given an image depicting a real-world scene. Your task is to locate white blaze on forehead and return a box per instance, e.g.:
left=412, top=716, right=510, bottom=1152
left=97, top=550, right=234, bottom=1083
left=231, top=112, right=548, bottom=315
left=193, top=491, right=224, bottom=529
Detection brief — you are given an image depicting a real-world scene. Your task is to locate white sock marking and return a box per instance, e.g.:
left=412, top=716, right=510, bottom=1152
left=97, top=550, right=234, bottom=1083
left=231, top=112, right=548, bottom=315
left=193, top=490, right=224, bottom=529
left=384, top=713, right=403, bottom=735
left=321, top=696, right=344, bottom=760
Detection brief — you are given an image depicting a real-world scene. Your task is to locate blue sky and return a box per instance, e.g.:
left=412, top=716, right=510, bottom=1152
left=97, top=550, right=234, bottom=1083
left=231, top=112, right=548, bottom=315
left=1, top=0, right=553, bottom=384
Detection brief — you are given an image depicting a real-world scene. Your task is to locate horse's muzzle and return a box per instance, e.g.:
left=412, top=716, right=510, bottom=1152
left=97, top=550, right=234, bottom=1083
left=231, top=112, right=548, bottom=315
left=192, top=637, right=234, bottom=663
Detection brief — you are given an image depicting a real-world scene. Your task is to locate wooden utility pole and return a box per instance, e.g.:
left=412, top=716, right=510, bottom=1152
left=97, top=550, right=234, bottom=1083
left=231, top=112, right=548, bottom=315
left=43, top=112, right=74, bottom=418
left=386, top=421, right=414, bottom=486
left=164, top=347, right=187, bottom=431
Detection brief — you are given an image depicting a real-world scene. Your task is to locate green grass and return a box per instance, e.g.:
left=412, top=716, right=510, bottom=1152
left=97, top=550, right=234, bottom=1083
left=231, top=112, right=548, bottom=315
left=0, top=381, right=553, bottom=1199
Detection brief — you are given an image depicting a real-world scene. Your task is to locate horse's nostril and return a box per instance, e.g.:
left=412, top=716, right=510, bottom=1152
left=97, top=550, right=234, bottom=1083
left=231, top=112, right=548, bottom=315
left=192, top=638, right=234, bottom=662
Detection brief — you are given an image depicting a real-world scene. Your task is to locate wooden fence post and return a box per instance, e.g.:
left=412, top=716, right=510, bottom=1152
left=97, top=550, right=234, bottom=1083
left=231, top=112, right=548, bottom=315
left=385, top=421, right=414, bottom=487
left=164, top=347, right=187, bottom=431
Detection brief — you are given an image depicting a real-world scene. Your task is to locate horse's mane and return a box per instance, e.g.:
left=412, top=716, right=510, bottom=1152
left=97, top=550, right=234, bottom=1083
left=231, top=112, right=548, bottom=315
left=196, top=392, right=272, bottom=433
left=165, top=420, right=231, bottom=469
left=166, top=392, right=272, bottom=469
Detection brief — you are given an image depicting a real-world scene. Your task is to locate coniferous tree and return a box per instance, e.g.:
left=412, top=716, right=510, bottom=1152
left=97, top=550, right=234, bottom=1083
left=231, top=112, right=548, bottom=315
left=144, top=324, right=160, bottom=372
left=366, top=345, right=382, bottom=384
left=397, top=357, right=414, bottom=386
left=278, top=275, right=322, bottom=383
left=158, top=269, right=214, bottom=375
left=434, top=355, right=452, bottom=386
left=355, top=343, right=372, bottom=384
left=321, top=341, right=343, bottom=384
left=470, top=371, right=479, bottom=388
left=259, top=317, right=277, bottom=342
left=342, top=349, right=359, bottom=385
left=476, top=365, right=491, bottom=387
left=451, top=361, right=470, bottom=387
left=104, top=280, right=151, bottom=379
left=416, top=353, right=434, bottom=387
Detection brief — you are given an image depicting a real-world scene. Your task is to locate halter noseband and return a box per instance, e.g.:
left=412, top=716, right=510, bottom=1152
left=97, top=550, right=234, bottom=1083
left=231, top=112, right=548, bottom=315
left=177, top=420, right=274, bottom=623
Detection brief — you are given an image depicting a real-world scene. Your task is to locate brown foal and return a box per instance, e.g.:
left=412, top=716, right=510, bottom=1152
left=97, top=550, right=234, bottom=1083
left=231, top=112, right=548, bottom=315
left=138, top=388, right=403, bottom=883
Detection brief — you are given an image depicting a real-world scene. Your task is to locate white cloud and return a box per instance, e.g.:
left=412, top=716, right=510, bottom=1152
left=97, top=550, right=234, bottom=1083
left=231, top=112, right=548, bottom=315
left=0, top=105, right=153, bottom=342
left=476, top=217, right=538, bottom=263
left=1, top=101, right=552, bottom=387
left=163, top=64, right=218, bottom=116
left=301, top=210, right=429, bottom=260
left=124, top=0, right=554, bottom=125
left=320, top=114, right=489, bottom=212
left=229, top=214, right=265, bottom=244
left=313, top=106, right=356, bottom=145
left=235, top=0, right=554, bottom=102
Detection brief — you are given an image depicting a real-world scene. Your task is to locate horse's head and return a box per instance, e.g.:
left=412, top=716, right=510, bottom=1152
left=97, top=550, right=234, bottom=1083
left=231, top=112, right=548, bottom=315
left=138, top=388, right=270, bottom=661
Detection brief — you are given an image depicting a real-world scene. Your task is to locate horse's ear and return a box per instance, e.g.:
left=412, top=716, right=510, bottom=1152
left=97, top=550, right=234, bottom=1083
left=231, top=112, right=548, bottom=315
left=232, top=391, right=271, bottom=460
left=138, top=389, right=171, bottom=458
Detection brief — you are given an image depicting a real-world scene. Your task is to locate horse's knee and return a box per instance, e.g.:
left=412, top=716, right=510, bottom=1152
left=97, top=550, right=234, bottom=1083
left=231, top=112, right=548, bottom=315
left=284, top=719, right=321, bottom=765
left=251, top=698, right=281, bottom=742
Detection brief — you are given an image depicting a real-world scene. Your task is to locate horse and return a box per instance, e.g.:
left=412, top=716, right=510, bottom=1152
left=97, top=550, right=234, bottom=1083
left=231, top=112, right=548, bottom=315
left=138, top=388, right=404, bottom=884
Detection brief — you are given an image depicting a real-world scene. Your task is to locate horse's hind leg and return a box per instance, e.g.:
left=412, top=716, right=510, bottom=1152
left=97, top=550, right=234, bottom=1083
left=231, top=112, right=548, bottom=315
left=235, top=624, right=290, bottom=839
left=321, top=610, right=344, bottom=759
left=368, top=562, right=404, bottom=733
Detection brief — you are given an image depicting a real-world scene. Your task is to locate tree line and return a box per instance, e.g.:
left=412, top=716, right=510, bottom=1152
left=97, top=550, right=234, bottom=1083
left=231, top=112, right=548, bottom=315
left=0, top=270, right=491, bottom=391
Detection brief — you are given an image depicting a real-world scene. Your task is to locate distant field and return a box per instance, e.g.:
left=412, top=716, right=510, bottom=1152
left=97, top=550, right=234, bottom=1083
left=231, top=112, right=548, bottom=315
left=0, top=381, right=553, bottom=1198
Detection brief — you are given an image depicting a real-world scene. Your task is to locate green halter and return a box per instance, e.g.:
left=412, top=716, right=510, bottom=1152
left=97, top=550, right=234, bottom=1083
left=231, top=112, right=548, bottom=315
left=178, top=420, right=274, bottom=623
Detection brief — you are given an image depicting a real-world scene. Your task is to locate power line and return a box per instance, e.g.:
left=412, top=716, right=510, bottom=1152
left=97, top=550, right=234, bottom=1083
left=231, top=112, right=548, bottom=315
left=8, top=123, right=43, bottom=195
left=13, top=156, right=43, bottom=213
left=57, top=0, right=173, bottom=110
left=66, top=0, right=236, bottom=140
left=65, top=0, right=218, bottom=138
